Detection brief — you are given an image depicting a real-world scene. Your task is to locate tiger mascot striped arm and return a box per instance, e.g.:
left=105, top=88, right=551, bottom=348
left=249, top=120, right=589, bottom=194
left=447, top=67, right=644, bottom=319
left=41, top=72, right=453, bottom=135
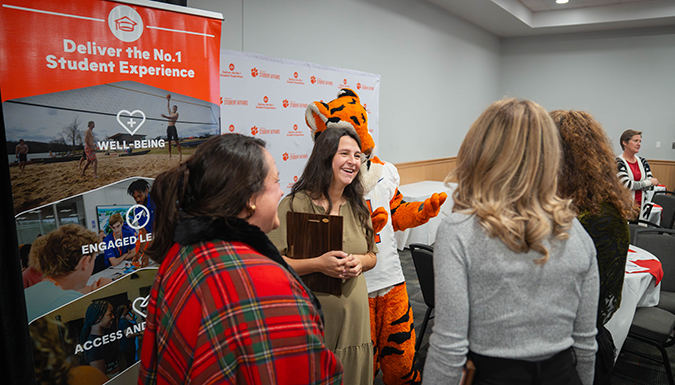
left=305, top=89, right=447, bottom=232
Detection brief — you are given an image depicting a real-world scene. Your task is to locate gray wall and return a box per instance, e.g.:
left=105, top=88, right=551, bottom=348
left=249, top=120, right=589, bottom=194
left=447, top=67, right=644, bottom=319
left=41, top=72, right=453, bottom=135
left=190, top=1, right=675, bottom=162
left=191, top=0, right=502, bottom=163
left=501, top=27, right=675, bottom=161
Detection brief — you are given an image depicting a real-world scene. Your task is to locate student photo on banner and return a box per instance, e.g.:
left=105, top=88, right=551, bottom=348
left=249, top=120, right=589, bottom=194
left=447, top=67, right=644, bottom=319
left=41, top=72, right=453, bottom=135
left=4, top=82, right=220, bottom=216
left=28, top=268, right=157, bottom=384
left=17, top=178, right=156, bottom=289
left=1, top=1, right=222, bottom=384
left=23, top=224, right=112, bottom=323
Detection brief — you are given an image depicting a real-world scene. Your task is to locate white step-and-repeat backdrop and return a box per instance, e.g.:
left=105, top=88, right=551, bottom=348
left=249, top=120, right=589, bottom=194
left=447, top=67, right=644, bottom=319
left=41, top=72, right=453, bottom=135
left=220, top=49, right=381, bottom=194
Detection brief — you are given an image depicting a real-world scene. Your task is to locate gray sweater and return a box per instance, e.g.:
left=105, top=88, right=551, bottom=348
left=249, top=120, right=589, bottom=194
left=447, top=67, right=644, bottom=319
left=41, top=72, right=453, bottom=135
left=422, top=213, right=599, bottom=385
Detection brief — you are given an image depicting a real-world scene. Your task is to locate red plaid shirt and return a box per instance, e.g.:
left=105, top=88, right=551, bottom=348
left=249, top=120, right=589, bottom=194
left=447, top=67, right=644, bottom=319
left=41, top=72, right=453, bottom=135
left=138, top=241, right=343, bottom=384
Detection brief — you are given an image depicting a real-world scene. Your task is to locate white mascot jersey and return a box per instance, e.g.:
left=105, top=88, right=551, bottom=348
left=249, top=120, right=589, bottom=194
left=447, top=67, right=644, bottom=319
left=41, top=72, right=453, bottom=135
left=362, top=161, right=406, bottom=293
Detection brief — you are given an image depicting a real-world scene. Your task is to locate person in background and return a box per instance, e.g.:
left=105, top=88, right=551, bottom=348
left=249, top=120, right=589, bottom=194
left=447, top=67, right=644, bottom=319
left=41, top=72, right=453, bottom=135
left=552, top=110, right=633, bottom=385
left=21, top=242, right=43, bottom=288
left=16, top=138, right=28, bottom=171
left=92, top=230, right=107, bottom=274
left=80, top=121, right=98, bottom=178
left=19, top=243, right=30, bottom=270
left=138, top=134, right=342, bottom=384
left=127, top=179, right=156, bottom=234
left=116, top=302, right=141, bottom=369
left=24, top=225, right=111, bottom=322
left=161, top=94, right=182, bottom=162
left=269, top=126, right=377, bottom=385
left=127, top=179, right=155, bottom=267
left=80, top=300, right=121, bottom=378
left=102, top=213, right=136, bottom=267
left=616, top=129, right=659, bottom=220
left=423, top=99, right=599, bottom=385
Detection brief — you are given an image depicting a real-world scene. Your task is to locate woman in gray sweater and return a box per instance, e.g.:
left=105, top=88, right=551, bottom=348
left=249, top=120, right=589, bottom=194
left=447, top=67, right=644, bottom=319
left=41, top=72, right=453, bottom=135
left=423, top=99, right=599, bottom=385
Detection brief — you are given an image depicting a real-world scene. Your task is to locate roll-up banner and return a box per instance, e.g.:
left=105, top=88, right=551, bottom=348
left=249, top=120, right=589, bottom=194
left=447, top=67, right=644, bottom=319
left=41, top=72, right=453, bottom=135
left=0, top=0, right=221, bottom=382
left=220, top=49, right=381, bottom=194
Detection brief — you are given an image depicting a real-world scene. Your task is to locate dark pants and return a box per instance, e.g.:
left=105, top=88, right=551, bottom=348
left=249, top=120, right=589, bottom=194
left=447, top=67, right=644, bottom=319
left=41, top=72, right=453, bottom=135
left=469, top=348, right=582, bottom=385
left=594, top=326, right=615, bottom=385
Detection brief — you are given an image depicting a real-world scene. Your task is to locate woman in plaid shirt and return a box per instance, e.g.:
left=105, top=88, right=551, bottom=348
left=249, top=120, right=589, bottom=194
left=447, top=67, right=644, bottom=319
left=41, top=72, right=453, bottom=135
left=138, top=134, right=343, bottom=384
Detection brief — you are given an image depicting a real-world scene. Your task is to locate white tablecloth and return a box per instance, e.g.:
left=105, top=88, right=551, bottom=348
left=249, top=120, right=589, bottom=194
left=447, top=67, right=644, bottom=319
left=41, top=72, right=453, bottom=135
left=645, top=184, right=667, bottom=225
left=394, top=181, right=456, bottom=250
left=648, top=204, right=663, bottom=226
left=604, top=245, right=661, bottom=359
left=645, top=184, right=667, bottom=203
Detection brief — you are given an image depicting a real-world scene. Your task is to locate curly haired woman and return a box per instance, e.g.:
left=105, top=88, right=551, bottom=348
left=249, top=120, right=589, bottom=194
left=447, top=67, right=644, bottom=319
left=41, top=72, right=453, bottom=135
left=551, top=110, right=633, bottom=385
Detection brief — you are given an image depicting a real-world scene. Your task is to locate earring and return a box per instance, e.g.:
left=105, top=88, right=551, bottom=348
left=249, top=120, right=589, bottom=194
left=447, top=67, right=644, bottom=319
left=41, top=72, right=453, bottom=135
left=248, top=204, right=256, bottom=216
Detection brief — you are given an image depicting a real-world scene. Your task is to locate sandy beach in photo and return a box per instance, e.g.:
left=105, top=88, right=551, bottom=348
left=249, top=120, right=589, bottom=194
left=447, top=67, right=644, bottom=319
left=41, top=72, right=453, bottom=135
left=10, top=151, right=195, bottom=215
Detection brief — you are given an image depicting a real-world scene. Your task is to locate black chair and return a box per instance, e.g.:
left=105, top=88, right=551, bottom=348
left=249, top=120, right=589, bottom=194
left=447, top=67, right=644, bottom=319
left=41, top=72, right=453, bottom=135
left=624, top=228, right=675, bottom=384
left=633, top=228, right=675, bottom=315
left=653, top=191, right=675, bottom=229
left=409, top=243, right=435, bottom=354
left=628, top=219, right=663, bottom=245
left=626, top=307, right=675, bottom=385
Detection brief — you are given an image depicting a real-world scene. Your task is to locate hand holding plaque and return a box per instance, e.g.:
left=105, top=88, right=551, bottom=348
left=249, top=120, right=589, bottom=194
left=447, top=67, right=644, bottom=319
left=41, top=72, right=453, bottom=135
left=286, top=211, right=343, bottom=296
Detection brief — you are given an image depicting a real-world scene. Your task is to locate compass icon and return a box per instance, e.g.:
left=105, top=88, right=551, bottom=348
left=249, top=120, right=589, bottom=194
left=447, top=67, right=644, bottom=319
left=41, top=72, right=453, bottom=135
left=126, top=204, right=150, bottom=230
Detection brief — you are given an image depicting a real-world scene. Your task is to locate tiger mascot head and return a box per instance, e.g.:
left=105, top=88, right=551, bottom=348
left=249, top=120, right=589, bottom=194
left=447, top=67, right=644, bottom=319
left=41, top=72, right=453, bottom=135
left=304, top=88, right=375, bottom=158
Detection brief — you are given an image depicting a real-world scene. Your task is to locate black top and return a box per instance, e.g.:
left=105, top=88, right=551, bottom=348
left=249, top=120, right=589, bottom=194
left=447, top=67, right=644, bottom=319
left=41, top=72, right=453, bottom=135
left=578, top=202, right=629, bottom=326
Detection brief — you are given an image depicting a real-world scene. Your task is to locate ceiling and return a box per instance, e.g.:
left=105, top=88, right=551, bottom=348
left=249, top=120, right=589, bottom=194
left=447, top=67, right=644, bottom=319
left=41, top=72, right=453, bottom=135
left=424, top=0, right=675, bottom=37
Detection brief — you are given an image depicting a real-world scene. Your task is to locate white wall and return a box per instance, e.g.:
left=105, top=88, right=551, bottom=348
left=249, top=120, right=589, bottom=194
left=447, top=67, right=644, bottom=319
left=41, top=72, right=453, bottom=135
left=190, top=1, right=675, bottom=163
left=501, top=27, right=675, bottom=161
left=191, top=0, right=502, bottom=163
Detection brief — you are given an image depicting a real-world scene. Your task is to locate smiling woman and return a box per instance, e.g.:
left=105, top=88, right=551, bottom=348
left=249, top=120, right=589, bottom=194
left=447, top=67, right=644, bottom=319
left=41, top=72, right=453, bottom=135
left=80, top=300, right=121, bottom=378
left=268, top=126, right=378, bottom=385
left=138, top=134, right=342, bottom=384
left=331, top=136, right=362, bottom=190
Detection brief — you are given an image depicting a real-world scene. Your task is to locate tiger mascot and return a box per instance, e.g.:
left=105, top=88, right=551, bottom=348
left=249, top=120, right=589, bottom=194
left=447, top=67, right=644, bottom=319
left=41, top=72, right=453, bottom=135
left=305, top=88, right=447, bottom=385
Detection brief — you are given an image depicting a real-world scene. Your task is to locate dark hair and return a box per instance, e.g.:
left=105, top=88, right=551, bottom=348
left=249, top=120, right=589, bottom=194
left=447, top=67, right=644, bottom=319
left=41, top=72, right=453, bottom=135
left=620, top=129, right=642, bottom=150
left=19, top=244, right=31, bottom=269
left=290, top=126, right=374, bottom=251
left=146, top=134, right=268, bottom=262
left=79, top=300, right=111, bottom=344
left=551, top=110, right=633, bottom=218
left=127, top=179, right=150, bottom=196
left=115, top=304, right=128, bottom=320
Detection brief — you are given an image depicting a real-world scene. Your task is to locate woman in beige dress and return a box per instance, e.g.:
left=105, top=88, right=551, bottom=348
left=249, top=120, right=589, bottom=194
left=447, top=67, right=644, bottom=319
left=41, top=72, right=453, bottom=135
left=269, top=126, right=377, bottom=385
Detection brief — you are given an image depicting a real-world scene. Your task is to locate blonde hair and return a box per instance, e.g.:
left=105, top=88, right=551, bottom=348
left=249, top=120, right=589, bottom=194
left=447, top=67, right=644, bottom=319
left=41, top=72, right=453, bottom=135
left=447, top=98, right=575, bottom=264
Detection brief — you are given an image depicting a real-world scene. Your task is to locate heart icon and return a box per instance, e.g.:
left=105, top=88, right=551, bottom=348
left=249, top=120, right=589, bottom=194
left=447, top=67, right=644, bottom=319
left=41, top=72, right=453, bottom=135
left=116, top=109, right=146, bottom=136
left=132, top=295, right=150, bottom=319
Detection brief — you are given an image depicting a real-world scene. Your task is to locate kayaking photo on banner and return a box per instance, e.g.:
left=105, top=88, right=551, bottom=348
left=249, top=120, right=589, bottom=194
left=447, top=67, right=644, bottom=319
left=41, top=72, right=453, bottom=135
left=0, top=0, right=221, bottom=383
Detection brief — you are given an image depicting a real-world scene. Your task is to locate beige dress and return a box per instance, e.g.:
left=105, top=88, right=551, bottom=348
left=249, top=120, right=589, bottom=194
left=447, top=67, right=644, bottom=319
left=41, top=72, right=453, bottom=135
left=268, top=192, right=375, bottom=385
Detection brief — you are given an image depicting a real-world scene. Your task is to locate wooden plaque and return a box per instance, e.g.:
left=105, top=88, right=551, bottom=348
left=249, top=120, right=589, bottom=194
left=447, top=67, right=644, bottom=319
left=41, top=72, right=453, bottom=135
left=286, top=211, right=343, bottom=296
